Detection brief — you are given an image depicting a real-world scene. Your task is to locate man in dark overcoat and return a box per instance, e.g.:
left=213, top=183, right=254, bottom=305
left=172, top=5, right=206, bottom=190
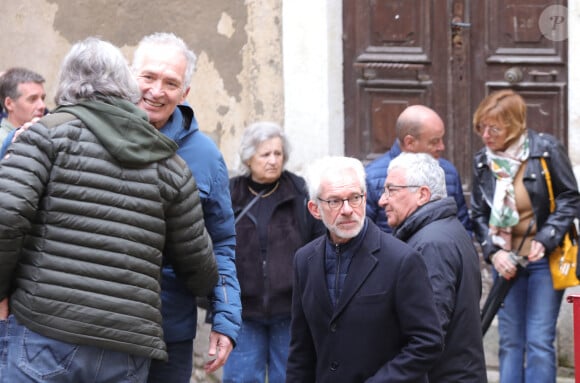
left=381, top=152, right=487, bottom=382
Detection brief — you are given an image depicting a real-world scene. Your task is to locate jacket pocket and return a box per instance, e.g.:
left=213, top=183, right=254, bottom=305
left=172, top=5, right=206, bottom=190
left=355, top=290, right=391, bottom=304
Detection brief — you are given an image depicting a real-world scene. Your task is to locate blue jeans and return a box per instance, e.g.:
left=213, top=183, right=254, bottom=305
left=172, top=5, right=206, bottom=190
left=497, top=258, right=564, bottom=383
left=222, top=317, right=291, bottom=383
left=147, top=339, right=193, bottom=383
left=0, top=315, right=150, bottom=383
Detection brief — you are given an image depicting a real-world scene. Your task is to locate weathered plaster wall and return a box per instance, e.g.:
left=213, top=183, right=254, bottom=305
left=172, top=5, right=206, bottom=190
left=0, top=0, right=284, bottom=169
left=1, top=1, right=577, bottom=176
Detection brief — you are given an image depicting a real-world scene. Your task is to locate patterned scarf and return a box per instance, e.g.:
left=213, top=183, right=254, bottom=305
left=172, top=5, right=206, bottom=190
left=486, top=132, right=530, bottom=250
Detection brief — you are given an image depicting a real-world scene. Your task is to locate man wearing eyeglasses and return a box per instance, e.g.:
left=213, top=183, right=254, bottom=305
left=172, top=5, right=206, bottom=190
left=365, top=105, right=472, bottom=235
left=379, top=152, right=486, bottom=383
left=286, top=155, right=444, bottom=383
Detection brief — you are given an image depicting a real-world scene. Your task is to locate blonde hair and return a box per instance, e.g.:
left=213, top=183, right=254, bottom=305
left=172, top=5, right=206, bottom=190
left=472, top=89, right=526, bottom=144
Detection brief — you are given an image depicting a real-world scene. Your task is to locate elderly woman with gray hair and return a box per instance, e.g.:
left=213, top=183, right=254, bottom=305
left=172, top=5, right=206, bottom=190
left=224, top=121, right=324, bottom=383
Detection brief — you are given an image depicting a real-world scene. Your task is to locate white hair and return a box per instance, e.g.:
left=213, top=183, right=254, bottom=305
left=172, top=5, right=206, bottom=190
left=388, top=152, right=447, bottom=201
left=132, top=32, right=197, bottom=91
left=305, top=156, right=366, bottom=201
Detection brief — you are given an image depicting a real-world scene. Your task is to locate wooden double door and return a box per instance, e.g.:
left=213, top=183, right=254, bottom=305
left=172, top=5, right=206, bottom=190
left=343, top=0, right=568, bottom=195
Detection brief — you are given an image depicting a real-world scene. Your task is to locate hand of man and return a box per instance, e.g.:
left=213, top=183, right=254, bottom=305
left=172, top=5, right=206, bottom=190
left=13, top=117, right=41, bottom=142
left=204, top=331, right=234, bottom=373
left=4, top=117, right=42, bottom=160
left=0, top=297, right=9, bottom=320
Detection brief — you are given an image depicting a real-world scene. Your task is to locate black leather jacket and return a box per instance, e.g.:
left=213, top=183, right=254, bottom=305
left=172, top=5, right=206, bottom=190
left=471, top=129, right=580, bottom=262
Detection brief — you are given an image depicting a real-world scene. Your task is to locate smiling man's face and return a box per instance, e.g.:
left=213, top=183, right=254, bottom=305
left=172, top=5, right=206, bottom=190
left=134, top=44, right=189, bottom=129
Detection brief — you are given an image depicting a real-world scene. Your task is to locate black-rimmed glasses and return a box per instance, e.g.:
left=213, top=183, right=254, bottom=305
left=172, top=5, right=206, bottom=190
left=381, top=184, right=421, bottom=198
left=317, top=194, right=365, bottom=210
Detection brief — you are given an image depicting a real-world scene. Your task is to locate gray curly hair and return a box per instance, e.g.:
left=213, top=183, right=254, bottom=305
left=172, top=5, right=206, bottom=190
left=55, top=37, right=141, bottom=105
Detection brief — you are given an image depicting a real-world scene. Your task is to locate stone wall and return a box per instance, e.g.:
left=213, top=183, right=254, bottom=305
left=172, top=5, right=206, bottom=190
left=0, top=0, right=284, bottom=169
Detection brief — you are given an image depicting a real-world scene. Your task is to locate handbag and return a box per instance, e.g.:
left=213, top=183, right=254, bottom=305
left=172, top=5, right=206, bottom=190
left=540, top=157, right=580, bottom=290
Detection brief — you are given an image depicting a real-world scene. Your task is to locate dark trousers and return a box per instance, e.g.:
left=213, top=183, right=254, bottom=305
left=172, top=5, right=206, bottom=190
left=147, top=339, right=194, bottom=383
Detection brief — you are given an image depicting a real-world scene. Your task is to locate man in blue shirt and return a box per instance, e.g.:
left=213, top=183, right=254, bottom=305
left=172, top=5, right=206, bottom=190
left=131, top=32, right=242, bottom=382
left=0, top=68, right=46, bottom=145
left=365, top=105, right=472, bottom=234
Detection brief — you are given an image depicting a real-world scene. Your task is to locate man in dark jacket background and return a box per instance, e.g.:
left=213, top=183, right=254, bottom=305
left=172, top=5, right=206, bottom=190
left=365, top=105, right=472, bottom=235
left=379, top=152, right=487, bottom=382
left=0, top=37, right=217, bottom=383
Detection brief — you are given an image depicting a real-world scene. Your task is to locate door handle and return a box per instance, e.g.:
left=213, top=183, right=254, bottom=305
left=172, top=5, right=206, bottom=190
left=529, top=70, right=558, bottom=82
left=451, top=18, right=470, bottom=49
left=451, top=21, right=471, bottom=29
left=505, top=67, right=524, bottom=83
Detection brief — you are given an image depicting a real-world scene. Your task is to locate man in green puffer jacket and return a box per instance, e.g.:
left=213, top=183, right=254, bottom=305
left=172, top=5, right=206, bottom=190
left=0, top=37, right=217, bottom=383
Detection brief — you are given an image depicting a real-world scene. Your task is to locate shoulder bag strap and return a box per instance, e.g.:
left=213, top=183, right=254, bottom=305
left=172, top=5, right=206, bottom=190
left=540, top=157, right=578, bottom=241
left=234, top=189, right=265, bottom=225
left=540, top=157, right=555, bottom=213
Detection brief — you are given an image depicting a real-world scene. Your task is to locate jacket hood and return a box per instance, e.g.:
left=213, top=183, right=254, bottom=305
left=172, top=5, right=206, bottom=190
left=56, top=99, right=178, bottom=165
left=178, top=103, right=199, bottom=133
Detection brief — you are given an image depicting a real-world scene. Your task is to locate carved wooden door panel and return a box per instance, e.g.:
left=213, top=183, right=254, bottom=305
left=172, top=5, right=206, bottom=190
left=469, top=1, right=568, bottom=188
left=343, top=0, right=568, bottom=194
left=343, top=0, right=449, bottom=163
